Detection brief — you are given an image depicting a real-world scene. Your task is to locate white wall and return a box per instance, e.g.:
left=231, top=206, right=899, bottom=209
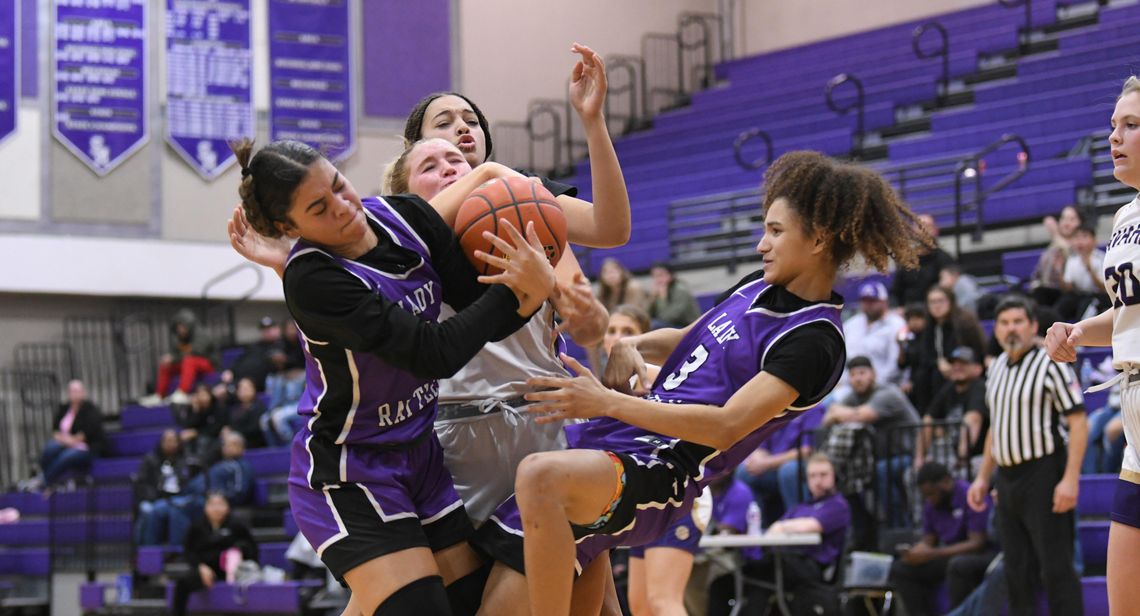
left=0, top=102, right=40, bottom=220
left=456, top=0, right=717, bottom=123
left=735, top=0, right=993, bottom=55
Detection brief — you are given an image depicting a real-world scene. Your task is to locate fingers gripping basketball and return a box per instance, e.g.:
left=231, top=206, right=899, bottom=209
left=455, top=177, right=568, bottom=276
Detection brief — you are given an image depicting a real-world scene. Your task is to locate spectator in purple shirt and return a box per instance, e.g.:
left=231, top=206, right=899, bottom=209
left=736, top=405, right=823, bottom=520
left=889, top=462, right=996, bottom=616
left=708, top=453, right=850, bottom=616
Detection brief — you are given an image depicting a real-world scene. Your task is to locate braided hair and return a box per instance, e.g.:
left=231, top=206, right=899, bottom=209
left=230, top=139, right=321, bottom=238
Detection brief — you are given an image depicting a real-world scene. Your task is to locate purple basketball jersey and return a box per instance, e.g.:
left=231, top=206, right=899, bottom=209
left=288, top=197, right=444, bottom=485
left=566, top=277, right=844, bottom=488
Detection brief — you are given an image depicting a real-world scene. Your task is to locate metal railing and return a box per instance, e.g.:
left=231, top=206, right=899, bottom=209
left=733, top=128, right=773, bottom=172
left=912, top=21, right=950, bottom=103
left=999, top=0, right=1034, bottom=50
left=0, top=369, right=61, bottom=489
left=953, top=133, right=1031, bottom=255
left=826, top=73, right=866, bottom=156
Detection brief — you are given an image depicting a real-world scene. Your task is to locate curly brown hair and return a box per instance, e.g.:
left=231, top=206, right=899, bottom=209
left=229, top=139, right=322, bottom=238
left=761, top=151, right=931, bottom=272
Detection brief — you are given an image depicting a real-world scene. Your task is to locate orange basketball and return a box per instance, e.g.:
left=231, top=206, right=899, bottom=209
left=454, top=176, right=567, bottom=277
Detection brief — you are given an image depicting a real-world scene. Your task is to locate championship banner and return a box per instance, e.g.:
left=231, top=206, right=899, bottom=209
left=53, top=0, right=149, bottom=176
left=0, top=0, right=17, bottom=145
left=268, top=0, right=355, bottom=162
left=166, top=0, right=254, bottom=180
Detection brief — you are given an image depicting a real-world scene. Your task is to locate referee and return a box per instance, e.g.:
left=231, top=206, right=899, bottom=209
left=967, top=296, right=1088, bottom=616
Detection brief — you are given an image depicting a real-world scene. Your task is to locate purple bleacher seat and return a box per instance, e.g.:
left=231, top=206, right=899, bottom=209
left=80, top=582, right=107, bottom=611
left=282, top=510, right=298, bottom=537
left=0, top=549, right=49, bottom=576
left=107, top=428, right=166, bottom=457
left=1003, top=248, right=1045, bottom=282
left=176, top=580, right=322, bottom=613
left=137, top=542, right=292, bottom=576
left=120, top=404, right=175, bottom=430
left=1079, top=474, right=1115, bottom=519
left=91, top=458, right=142, bottom=483
left=1079, top=520, right=1110, bottom=568
left=246, top=447, right=290, bottom=476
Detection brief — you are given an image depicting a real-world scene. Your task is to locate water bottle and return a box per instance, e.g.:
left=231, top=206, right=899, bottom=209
left=115, top=573, right=132, bottom=603
left=1080, top=358, right=1093, bottom=389
left=746, top=501, right=762, bottom=536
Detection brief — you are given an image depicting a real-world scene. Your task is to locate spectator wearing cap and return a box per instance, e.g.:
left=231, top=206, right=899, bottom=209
left=889, top=462, right=996, bottom=616
left=824, top=356, right=920, bottom=526
left=915, top=346, right=989, bottom=473
left=843, top=281, right=906, bottom=387
left=224, top=316, right=283, bottom=392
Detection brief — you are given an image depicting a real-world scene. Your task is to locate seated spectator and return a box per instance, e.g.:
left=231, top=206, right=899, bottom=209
left=29, top=380, right=105, bottom=490
left=915, top=347, right=988, bottom=473
left=224, top=316, right=283, bottom=392
left=823, top=356, right=920, bottom=527
left=595, top=257, right=648, bottom=313
left=174, top=383, right=228, bottom=471
left=708, top=454, right=850, bottom=616
left=939, top=264, right=983, bottom=315
left=896, top=302, right=928, bottom=397
left=261, top=321, right=307, bottom=447
left=172, top=492, right=258, bottom=616
left=1029, top=204, right=1082, bottom=307
left=844, top=281, right=905, bottom=387
left=226, top=378, right=267, bottom=449
left=647, top=262, right=701, bottom=329
left=891, top=214, right=954, bottom=307
left=1084, top=384, right=1126, bottom=474
left=135, top=428, right=195, bottom=546
left=1057, top=224, right=1109, bottom=321
left=736, top=405, right=823, bottom=520
left=904, top=286, right=986, bottom=414
left=148, top=308, right=218, bottom=404
left=187, top=431, right=255, bottom=507
left=889, top=462, right=996, bottom=616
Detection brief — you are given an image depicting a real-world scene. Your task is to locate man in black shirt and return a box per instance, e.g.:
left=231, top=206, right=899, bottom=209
left=919, top=347, right=989, bottom=469
left=891, top=215, right=955, bottom=307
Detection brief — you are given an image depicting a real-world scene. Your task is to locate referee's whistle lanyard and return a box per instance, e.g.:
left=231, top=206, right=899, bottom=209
left=1085, top=365, right=1140, bottom=394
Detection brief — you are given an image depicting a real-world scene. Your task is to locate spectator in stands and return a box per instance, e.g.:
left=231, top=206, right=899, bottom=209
left=905, top=286, right=987, bottom=415
left=278, top=320, right=305, bottom=371
left=1084, top=388, right=1125, bottom=474
left=1030, top=204, right=1083, bottom=307
left=889, top=462, right=996, bottom=616
left=1057, top=224, right=1109, bottom=321
left=135, top=428, right=195, bottom=546
left=174, top=383, right=228, bottom=471
left=187, top=431, right=255, bottom=508
left=151, top=308, right=218, bottom=404
left=647, top=262, right=702, bottom=329
left=28, top=379, right=105, bottom=490
left=588, top=304, right=654, bottom=379
left=226, top=377, right=267, bottom=449
left=940, top=263, right=983, bottom=315
left=737, top=405, right=823, bottom=519
left=172, top=492, right=258, bottom=616
left=823, top=356, right=920, bottom=526
left=708, top=454, right=850, bottom=616
left=897, top=302, right=928, bottom=396
left=224, top=316, right=283, bottom=392
left=595, top=257, right=648, bottom=313
left=891, top=214, right=953, bottom=307
left=915, top=347, right=988, bottom=473
left=260, top=321, right=307, bottom=447
left=844, top=281, right=905, bottom=386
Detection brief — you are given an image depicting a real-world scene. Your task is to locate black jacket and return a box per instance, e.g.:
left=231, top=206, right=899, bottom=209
left=134, top=447, right=193, bottom=503
left=182, top=515, right=258, bottom=575
left=50, top=401, right=106, bottom=456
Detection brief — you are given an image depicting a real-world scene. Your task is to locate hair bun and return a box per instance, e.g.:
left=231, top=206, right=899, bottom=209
left=241, top=167, right=251, bottom=179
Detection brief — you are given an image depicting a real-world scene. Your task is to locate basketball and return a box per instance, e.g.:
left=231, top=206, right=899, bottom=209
left=454, top=176, right=568, bottom=276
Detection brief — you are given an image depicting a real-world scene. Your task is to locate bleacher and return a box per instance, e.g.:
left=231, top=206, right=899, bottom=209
left=566, top=0, right=1140, bottom=275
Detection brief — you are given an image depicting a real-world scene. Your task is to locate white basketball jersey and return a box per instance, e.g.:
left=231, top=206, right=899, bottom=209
left=1103, top=194, right=1140, bottom=368
left=438, top=300, right=571, bottom=403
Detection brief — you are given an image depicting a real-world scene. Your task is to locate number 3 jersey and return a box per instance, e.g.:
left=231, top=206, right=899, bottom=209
left=1104, top=194, right=1140, bottom=368
left=565, top=276, right=846, bottom=487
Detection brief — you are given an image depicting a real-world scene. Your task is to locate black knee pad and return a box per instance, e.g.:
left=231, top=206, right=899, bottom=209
left=373, top=576, right=452, bottom=616
left=445, top=562, right=491, bottom=616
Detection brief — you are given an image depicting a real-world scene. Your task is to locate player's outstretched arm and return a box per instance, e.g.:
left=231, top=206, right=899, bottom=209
left=528, top=357, right=799, bottom=452
left=558, top=43, right=631, bottom=249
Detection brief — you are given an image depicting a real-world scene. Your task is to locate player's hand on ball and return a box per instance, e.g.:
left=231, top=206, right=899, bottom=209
left=525, top=354, right=616, bottom=422
left=475, top=220, right=557, bottom=314
left=1044, top=321, right=1080, bottom=363
left=604, top=338, right=652, bottom=395
left=229, top=205, right=289, bottom=274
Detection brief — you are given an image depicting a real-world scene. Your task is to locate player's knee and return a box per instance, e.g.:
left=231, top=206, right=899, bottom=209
left=647, top=594, right=679, bottom=616
left=514, top=452, right=561, bottom=496
left=372, top=575, right=451, bottom=616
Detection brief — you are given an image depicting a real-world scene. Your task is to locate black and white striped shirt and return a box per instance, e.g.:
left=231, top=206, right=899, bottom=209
left=985, top=346, right=1084, bottom=467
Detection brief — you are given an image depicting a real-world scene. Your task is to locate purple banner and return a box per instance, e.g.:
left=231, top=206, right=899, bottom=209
left=0, top=0, right=16, bottom=145
left=53, top=0, right=149, bottom=177
left=268, top=0, right=354, bottom=162
left=166, top=0, right=253, bottom=180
